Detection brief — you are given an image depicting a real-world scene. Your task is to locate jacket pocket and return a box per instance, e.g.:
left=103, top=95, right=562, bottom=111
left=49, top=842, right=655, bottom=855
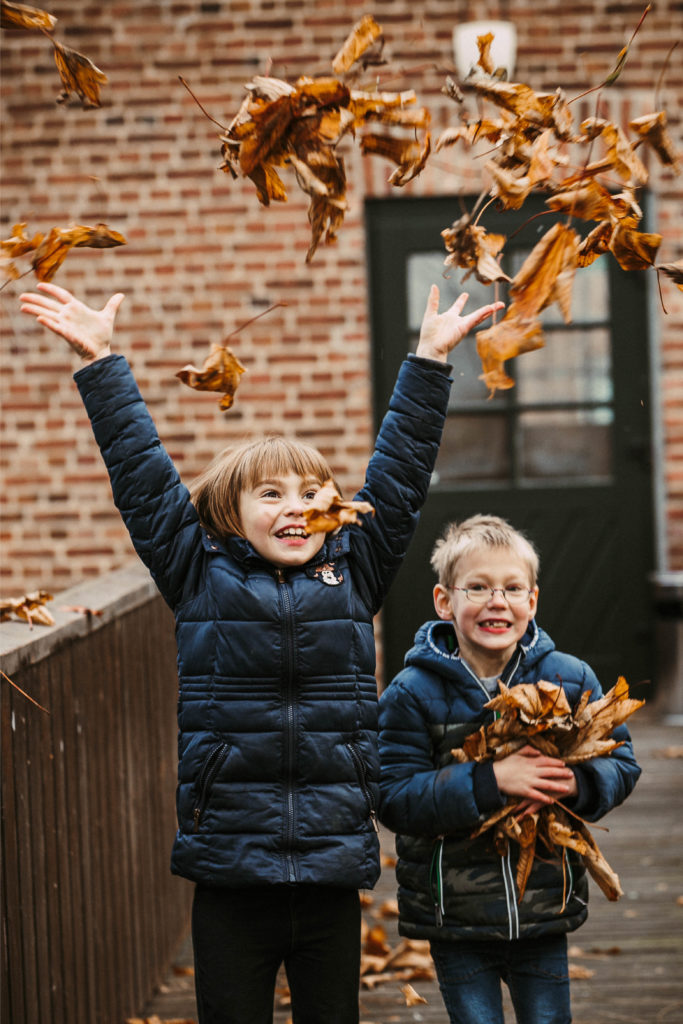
left=346, top=742, right=379, bottom=834
left=192, top=741, right=230, bottom=833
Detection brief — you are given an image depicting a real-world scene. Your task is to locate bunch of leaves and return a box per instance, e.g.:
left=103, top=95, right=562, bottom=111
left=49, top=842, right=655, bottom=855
left=0, top=589, right=55, bottom=627
left=1, top=0, right=107, bottom=107
left=451, top=677, right=644, bottom=904
left=187, top=14, right=430, bottom=261
left=360, top=918, right=435, bottom=992
left=1, top=221, right=126, bottom=284
left=301, top=479, right=375, bottom=534
left=434, top=10, right=680, bottom=394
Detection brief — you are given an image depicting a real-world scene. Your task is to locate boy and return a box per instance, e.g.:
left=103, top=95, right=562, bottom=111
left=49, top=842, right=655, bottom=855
left=378, top=514, right=640, bottom=1024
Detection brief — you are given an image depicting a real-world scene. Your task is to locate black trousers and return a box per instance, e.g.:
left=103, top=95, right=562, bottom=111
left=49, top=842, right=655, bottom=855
left=191, top=882, right=361, bottom=1024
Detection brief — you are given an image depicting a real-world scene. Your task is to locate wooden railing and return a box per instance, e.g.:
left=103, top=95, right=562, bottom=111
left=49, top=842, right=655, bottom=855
left=1, top=562, right=194, bottom=1024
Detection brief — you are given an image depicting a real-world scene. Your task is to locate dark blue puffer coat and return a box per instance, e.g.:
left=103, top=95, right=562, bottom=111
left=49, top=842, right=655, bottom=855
left=75, top=353, right=451, bottom=889
left=378, top=619, right=641, bottom=941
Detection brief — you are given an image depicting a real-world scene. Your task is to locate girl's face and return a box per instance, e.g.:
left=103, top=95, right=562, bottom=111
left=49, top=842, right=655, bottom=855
left=238, top=472, right=326, bottom=568
left=433, top=546, right=538, bottom=678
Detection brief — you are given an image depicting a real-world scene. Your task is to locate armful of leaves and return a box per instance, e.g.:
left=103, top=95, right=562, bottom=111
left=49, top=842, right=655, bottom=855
left=451, top=677, right=644, bottom=904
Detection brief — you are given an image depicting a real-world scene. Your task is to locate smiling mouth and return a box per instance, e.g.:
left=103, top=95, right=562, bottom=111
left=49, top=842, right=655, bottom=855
left=479, top=619, right=511, bottom=628
left=275, top=526, right=309, bottom=539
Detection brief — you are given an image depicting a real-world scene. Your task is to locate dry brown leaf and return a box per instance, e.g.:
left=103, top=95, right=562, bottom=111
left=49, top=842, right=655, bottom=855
left=609, top=223, right=662, bottom=271
left=29, top=223, right=126, bottom=281
left=1, top=0, right=56, bottom=31
left=301, top=480, right=374, bottom=534
left=176, top=344, right=246, bottom=410
left=475, top=313, right=545, bottom=394
left=629, top=111, right=680, bottom=171
left=453, top=676, right=643, bottom=902
left=331, top=14, right=382, bottom=75
left=0, top=590, right=55, bottom=627
left=52, top=38, right=107, bottom=108
left=401, top=983, right=428, bottom=1006
left=656, top=260, right=683, bottom=291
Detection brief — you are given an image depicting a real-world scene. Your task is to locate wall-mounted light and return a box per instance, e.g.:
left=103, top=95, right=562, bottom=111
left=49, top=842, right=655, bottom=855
left=453, top=20, right=517, bottom=80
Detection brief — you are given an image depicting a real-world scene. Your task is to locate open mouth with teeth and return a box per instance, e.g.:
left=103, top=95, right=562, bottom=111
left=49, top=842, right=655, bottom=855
left=479, top=619, right=511, bottom=630
left=275, top=526, right=310, bottom=539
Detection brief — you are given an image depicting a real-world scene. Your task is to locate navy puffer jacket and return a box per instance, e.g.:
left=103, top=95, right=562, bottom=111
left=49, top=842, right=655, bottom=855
left=75, top=353, right=451, bottom=889
left=378, top=620, right=641, bottom=941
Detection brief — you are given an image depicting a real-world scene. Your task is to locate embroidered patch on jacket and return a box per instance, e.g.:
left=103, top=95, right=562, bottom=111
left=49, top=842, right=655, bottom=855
left=308, top=563, right=344, bottom=586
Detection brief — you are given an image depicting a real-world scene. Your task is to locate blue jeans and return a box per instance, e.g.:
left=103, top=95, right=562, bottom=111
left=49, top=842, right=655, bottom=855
left=430, top=935, right=571, bottom=1024
left=192, top=882, right=360, bottom=1024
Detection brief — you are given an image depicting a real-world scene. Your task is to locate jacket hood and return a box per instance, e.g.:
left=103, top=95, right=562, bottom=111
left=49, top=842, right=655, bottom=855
left=403, top=618, right=554, bottom=684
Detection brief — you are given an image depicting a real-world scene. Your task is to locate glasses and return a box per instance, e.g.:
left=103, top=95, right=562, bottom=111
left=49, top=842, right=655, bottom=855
left=451, top=585, right=533, bottom=605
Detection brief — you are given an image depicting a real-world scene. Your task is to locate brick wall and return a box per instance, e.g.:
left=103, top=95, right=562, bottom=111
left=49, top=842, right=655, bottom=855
left=1, top=0, right=682, bottom=595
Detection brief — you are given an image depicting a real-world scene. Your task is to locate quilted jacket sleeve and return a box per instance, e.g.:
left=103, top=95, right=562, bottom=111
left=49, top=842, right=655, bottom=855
left=349, top=354, right=451, bottom=614
left=74, top=354, right=203, bottom=610
left=378, top=673, right=484, bottom=837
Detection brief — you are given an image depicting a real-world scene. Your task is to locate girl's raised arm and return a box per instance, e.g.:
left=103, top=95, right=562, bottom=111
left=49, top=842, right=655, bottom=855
left=20, top=281, right=125, bottom=363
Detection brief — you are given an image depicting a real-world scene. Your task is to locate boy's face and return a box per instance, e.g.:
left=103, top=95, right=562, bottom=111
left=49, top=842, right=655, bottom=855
left=433, top=546, right=538, bottom=677
left=238, top=472, right=326, bottom=568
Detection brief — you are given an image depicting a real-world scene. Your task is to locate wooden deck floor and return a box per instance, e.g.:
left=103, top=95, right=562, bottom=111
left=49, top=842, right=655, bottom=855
left=140, top=711, right=683, bottom=1024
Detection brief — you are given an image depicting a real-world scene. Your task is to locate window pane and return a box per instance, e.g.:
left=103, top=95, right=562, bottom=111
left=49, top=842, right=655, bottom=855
left=520, top=409, right=613, bottom=482
left=432, top=414, right=509, bottom=486
left=516, top=327, right=613, bottom=405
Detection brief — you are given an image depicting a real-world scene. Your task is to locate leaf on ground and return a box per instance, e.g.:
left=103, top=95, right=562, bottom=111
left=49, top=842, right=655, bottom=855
left=176, top=344, right=247, bottom=410
left=302, top=480, right=374, bottom=534
left=401, top=983, right=428, bottom=1006
left=0, top=590, right=55, bottom=627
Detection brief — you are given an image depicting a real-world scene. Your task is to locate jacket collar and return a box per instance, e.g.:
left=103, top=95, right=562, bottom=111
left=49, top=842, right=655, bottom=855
left=202, top=527, right=350, bottom=569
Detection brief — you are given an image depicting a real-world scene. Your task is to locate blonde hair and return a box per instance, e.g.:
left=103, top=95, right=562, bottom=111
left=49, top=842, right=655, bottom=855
left=430, top=514, right=539, bottom=588
left=189, top=435, right=336, bottom=540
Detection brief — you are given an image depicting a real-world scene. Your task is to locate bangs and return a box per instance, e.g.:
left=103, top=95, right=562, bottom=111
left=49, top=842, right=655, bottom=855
left=237, top=437, right=332, bottom=492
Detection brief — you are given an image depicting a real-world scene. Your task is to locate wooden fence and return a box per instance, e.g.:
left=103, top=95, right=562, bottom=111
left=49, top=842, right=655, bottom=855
left=1, top=563, right=194, bottom=1024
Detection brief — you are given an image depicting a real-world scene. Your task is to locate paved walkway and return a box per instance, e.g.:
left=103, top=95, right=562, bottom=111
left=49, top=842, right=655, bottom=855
left=140, top=711, right=683, bottom=1023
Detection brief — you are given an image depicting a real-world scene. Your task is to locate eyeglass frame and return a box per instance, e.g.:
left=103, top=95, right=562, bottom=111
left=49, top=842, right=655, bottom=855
left=449, top=585, right=535, bottom=605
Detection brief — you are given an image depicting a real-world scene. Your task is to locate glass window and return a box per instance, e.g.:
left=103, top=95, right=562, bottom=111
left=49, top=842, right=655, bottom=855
left=515, top=327, right=613, bottom=405
left=432, top=414, right=509, bottom=486
left=519, top=409, right=613, bottom=482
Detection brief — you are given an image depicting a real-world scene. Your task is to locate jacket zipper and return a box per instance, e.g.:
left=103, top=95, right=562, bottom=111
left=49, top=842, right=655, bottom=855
left=346, top=742, right=380, bottom=834
left=276, top=568, right=298, bottom=882
left=193, top=742, right=230, bottom=833
left=430, top=836, right=445, bottom=927
left=493, top=651, right=522, bottom=933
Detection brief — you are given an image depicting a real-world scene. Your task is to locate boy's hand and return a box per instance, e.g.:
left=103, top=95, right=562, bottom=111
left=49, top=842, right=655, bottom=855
left=415, top=284, right=504, bottom=363
left=493, top=744, right=577, bottom=806
left=20, top=281, right=125, bottom=363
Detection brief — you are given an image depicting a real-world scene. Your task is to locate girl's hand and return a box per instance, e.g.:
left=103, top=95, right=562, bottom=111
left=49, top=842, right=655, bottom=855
left=20, top=281, right=125, bottom=363
left=415, top=284, right=504, bottom=363
left=493, top=745, right=577, bottom=806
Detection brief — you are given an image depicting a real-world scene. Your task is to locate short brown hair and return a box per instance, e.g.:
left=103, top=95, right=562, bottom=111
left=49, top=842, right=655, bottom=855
left=189, top=435, right=335, bottom=540
left=430, top=514, right=539, bottom=588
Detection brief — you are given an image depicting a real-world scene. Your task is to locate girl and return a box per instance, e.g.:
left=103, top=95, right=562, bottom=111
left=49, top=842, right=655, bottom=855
left=19, top=280, right=502, bottom=1024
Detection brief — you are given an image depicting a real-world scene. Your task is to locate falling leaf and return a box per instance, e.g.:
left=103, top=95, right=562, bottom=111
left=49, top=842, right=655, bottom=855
left=176, top=344, right=247, bottom=410
left=302, top=480, right=374, bottom=534
left=655, top=260, right=683, bottom=291
left=331, top=14, right=382, bottom=75
left=0, top=590, right=55, bottom=627
left=629, top=111, right=681, bottom=171
left=52, top=38, right=107, bottom=108
left=28, top=222, right=126, bottom=281
left=442, top=215, right=510, bottom=285
left=1, top=0, right=56, bottom=31
left=609, top=223, right=662, bottom=271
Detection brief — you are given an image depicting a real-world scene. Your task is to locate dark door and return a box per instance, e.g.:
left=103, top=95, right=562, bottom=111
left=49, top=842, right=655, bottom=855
left=367, top=196, right=654, bottom=697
